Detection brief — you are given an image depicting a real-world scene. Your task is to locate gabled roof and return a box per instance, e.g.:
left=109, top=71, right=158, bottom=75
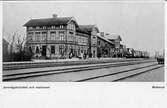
left=76, top=27, right=90, bottom=35
left=78, top=25, right=99, bottom=33
left=105, top=34, right=122, bottom=41
left=24, top=17, right=77, bottom=27
left=97, top=35, right=114, bottom=45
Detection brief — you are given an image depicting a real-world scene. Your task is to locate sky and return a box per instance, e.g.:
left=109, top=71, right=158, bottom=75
left=3, top=1, right=164, bottom=56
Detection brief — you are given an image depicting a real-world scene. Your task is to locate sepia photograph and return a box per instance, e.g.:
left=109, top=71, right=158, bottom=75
left=2, top=1, right=165, bottom=82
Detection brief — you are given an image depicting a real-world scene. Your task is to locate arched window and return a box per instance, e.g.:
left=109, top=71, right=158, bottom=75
left=29, top=47, right=32, bottom=53
left=36, top=46, right=40, bottom=54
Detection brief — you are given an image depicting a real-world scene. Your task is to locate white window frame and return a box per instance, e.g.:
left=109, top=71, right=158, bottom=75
left=35, top=32, right=41, bottom=41
left=42, top=32, right=47, bottom=41
left=50, top=32, right=56, bottom=40
left=59, top=32, right=65, bottom=41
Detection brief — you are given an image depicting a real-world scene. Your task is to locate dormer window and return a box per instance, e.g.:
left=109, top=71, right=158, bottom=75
left=51, top=26, right=55, bottom=29
left=68, top=24, right=75, bottom=30
left=28, top=27, right=33, bottom=30
left=60, top=25, right=63, bottom=29
left=43, top=26, right=46, bottom=29
left=71, top=24, right=75, bottom=30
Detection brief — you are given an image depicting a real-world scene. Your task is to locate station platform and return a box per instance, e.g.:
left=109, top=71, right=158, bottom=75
left=3, top=57, right=124, bottom=64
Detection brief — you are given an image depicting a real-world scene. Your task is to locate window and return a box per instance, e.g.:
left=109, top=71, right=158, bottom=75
left=68, top=35, right=71, bottom=41
left=67, top=24, right=70, bottom=29
left=55, top=33, right=59, bottom=40
left=86, top=38, right=88, bottom=44
left=36, top=26, right=40, bottom=29
left=69, top=45, right=74, bottom=53
left=69, top=34, right=73, bottom=42
left=78, top=36, right=81, bottom=44
left=51, top=46, right=55, bottom=54
left=78, top=48, right=80, bottom=55
left=42, top=32, right=47, bottom=41
left=98, top=40, right=100, bottom=45
left=71, top=24, right=75, bottom=30
left=68, top=24, right=75, bottom=30
left=59, top=45, right=65, bottom=55
left=83, top=37, right=86, bottom=44
left=60, top=25, right=64, bottom=29
left=29, top=47, right=32, bottom=53
left=27, top=32, right=33, bottom=41
left=73, top=36, right=76, bottom=42
left=59, top=32, right=65, bottom=41
left=35, top=32, right=41, bottom=41
left=81, top=37, right=83, bottom=44
left=36, top=46, right=40, bottom=53
left=43, top=26, right=46, bottom=29
left=75, top=36, right=78, bottom=43
left=28, top=27, right=33, bottom=30
left=50, top=32, right=56, bottom=40
left=28, top=35, right=32, bottom=41
left=51, top=26, right=55, bottom=29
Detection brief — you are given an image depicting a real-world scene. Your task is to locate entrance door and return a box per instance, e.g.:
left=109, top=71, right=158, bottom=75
left=93, top=50, right=95, bottom=58
left=42, top=45, right=46, bottom=56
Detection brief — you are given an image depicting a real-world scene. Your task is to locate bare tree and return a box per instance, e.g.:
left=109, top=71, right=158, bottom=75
left=8, top=31, right=32, bottom=61
left=9, top=32, right=16, bottom=61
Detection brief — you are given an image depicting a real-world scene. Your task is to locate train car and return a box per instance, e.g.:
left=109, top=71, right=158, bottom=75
left=125, top=48, right=134, bottom=58
left=124, top=48, right=150, bottom=59
left=157, top=56, right=164, bottom=64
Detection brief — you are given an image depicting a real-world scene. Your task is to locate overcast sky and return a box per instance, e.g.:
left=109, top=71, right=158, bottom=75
left=3, top=1, right=164, bottom=55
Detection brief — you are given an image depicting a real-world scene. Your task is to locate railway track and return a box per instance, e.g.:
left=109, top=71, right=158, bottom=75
left=75, top=64, right=163, bottom=82
left=3, top=59, right=146, bottom=70
left=3, top=60, right=158, bottom=81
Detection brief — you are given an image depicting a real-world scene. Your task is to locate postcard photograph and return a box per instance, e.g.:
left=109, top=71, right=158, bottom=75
left=2, top=1, right=165, bottom=82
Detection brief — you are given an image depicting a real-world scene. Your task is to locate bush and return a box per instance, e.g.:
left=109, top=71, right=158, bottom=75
left=23, top=49, right=33, bottom=61
left=12, top=48, right=33, bottom=61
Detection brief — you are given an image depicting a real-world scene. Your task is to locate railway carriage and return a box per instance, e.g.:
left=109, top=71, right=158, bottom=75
left=157, top=57, right=164, bottom=64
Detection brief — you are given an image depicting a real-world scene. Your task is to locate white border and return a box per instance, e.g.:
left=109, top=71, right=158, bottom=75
left=0, top=1, right=166, bottom=108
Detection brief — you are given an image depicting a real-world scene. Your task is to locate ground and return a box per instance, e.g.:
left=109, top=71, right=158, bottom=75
left=5, top=60, right=164, bottom=82
left=118, top=66, right=164, bottom=82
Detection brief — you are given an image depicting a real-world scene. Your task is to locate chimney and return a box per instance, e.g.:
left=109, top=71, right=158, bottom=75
left=100, top=32, right=104, bottom=37
left=52, top=14, right=58, bottom=18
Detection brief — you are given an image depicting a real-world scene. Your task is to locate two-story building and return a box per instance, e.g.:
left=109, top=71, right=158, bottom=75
left=97, top=35, right=115, bottom=57
left=78, top=25, right=99, bottom=58
left=24, top=15, right=122, bottom=59
left=24, top=15, right=80, bottom=59
left=105, top=34, right=122, bottom=49
left=24, top=15, right=94, bottom=59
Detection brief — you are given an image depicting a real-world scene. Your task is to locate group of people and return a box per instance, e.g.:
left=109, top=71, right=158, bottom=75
left=69, top=51, right=87, bottom=60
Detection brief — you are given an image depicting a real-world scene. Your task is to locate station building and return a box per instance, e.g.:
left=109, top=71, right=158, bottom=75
left=78, top=25, right=99, bottom=58
left=24, top=15, right=99, bottom=59
left=97, top=34, right=115, bottom=57
left=105, top=34, right=122, bottom=49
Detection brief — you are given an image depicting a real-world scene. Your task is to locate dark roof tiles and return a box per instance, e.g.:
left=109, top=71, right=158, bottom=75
left=24, top=17, right=73, bottom=27
left=105, top=34, right=122, bottom=41
left=76, top=27, right=90, bottom=34
left=97, top=35, right=114, bottom=45
left=79, top=25, right=99, bottom=33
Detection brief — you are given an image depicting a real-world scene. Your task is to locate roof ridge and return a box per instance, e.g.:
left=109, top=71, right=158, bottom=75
left=30, top=16, right=72, bottom=20
left=24, top=16, right=73, bottom=27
